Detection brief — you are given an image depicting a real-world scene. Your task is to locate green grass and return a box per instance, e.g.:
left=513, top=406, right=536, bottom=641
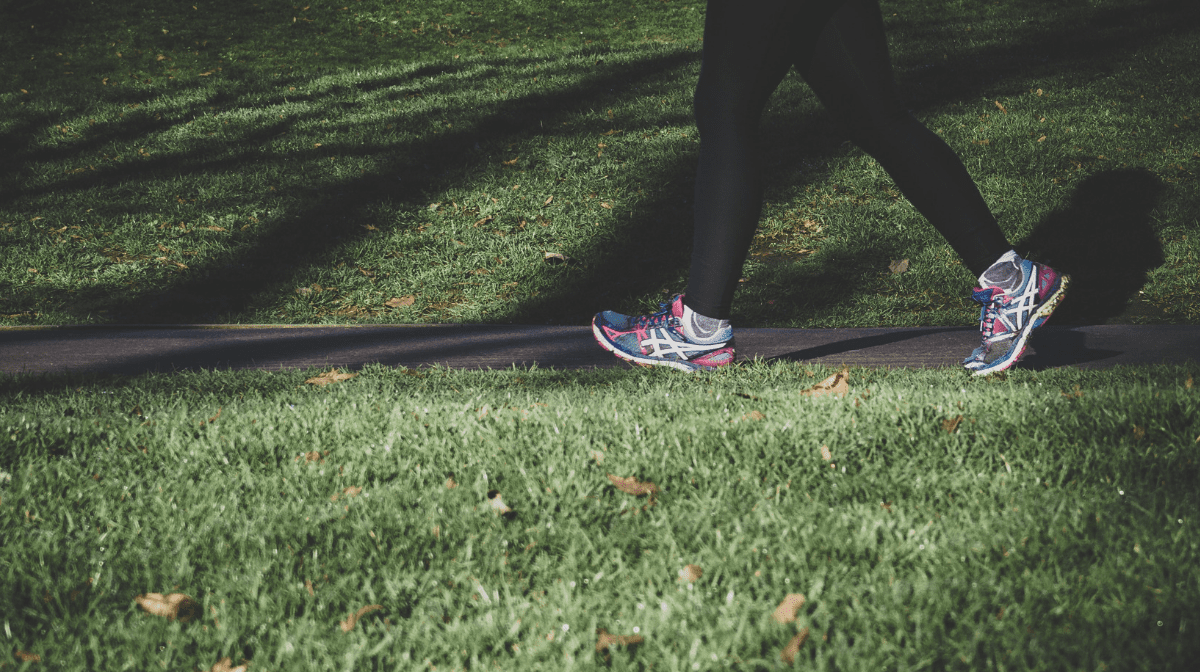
left=2, top=362, right=1198, bottom=670
left=1, top=0, right=1197, bottom=327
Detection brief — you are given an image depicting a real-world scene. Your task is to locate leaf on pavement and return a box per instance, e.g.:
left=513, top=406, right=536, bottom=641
left=305, top=368, right=357, bottom=386
left=801, top=368, right=849, bottom=399
left=772, top=593, right=806, bottom=623
left=135, top=592, right=199, bottom=622
left=340, top=604, right=382, bottom=632
left=608, top=474, right=658, bottom=496
left=385, top=295, right=416, bottom=308
left=780, top=627, right=810, bottom=665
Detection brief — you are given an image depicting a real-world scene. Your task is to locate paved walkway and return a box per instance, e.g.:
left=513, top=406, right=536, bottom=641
left=1, top=324, right=1196, bottom=376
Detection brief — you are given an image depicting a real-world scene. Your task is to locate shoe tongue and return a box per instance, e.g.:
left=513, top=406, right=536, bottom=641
left=670, top=294, right=686, bottom=319
left=971, top=286, right=1005, bottom=303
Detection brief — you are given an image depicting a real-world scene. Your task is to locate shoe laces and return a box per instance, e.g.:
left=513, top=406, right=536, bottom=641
left=630, top=301, right=676, bottom=329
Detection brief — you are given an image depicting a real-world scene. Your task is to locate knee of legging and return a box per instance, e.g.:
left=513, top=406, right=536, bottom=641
left=694, top=77, right=762, bottom=137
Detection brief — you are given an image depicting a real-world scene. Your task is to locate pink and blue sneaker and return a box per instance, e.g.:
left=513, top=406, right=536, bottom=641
left=963, top=259, right=1069, bottom=376
left=592, top=295, right=735, bottom=372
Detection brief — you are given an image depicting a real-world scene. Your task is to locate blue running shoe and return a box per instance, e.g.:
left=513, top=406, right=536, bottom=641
left=592, top=295, right=735, bottom=372
left=963, top=259, right=1068, bottom=376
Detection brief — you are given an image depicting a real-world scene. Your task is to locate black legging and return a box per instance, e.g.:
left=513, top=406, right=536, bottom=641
left=685, top=0, right=1010, bottom=319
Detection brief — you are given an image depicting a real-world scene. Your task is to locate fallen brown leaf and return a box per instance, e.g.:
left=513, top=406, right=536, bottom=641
left=306, top=579, right=315, bottom=596
left=543, top=195, right=554, bottom=206
left=340, top=604, right=382, bottom=632
left=305, top=368, right=357, bottom=387
left=801, top=368, right=849, bottom=399
left=445, top=476, right=458, bottom=489
left=608, top=474, right=658, bottom=496
left=888, top=258, right=909, bottom=274
left=209, top=657, right=249, bottom=672
left=543, top=251, right=569, bottom=264
left=994, top=100, right=1008, bottom=114
left=780, top=627, right=810, bottom=665
left=595, top=628, right=645, bottom=652
left=678, top=564, right=702, bottom=583
left=942, top=415, right=963, bottom=433
left=589, top=449, right=605, bottom=464
left=502, top=156, right=519, bottom=166
left=331, top=485, right=362, bottom=501
left=14, top=651, right=41, bottom=663
left=819, top=445, right=832, bottom=462
left=385, top=295, right=416, bottom=308
left=296, top=451, right=324, bottom=464
left=600, top=202, right=613, bottom=209
left=740, top=410, right=766, bottom=422
left=135, top=592, right=199, bottom=622
left=473, top=215, right=493, bottom=227
left=772, top=593, right=806, bottom=624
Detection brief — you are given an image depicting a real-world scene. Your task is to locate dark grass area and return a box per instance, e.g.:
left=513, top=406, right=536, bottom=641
left=1, top=0, right=1197, bottom=328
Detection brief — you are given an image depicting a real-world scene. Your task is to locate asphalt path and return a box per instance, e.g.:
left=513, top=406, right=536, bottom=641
left=0, top=324, right=1196, bottom=376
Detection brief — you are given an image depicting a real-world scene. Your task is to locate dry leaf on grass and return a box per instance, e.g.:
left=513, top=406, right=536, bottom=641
left=942, top=415, right=964, bottom=434
left=589, top=450, right=605, bottom=465
left=595, top=628, right=645, bottom=652
left=608, top=474, right=658, bottom=496
left=819, top=445, right=832, bottom=462
left=678, top=564, right=703, bottom=583
left=305, top=368, right=357, bottom=386
left=135, top=592, right=199, bottom=622
left=780, top=627, right=810, bottom=665
left=739, top=410, right=766, bottom=422
left=296, top=451, right=326, bottom=464
left=14, top=651, right=41, bottom=663
left=772, top=593, right=806, bottom=624
left=888, top=258, right=909, bottom=274
left=543, top=251, right=569, bottom=264
left=340, top=604, right=383, bottom=632
left=384, top=295, right=415, bottom=308
left=445, top=476, right=458, bottom=489
left=330, top=486, right=362, bottom=502
left=801, top=368, right=849, bottom=399
left=208, top=657, right=249, bottom=672
left=488, top=490, right=512, bottom=514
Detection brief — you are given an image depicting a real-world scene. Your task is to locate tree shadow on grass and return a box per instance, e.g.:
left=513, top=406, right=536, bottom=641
left=2, top=0, right=1197, bottom=330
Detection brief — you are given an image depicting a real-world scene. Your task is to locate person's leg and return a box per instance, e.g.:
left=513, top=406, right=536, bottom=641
left=795, top=0, right=1067, bottom=375
left=795, top=0, right=1010, bottom=278
left=684, top=0, right=845, bottom=321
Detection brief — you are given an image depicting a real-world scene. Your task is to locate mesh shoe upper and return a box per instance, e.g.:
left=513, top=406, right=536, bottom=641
left=592, top=295, right=734, bottom=372
left=963, top=260, right=1067, bottom=374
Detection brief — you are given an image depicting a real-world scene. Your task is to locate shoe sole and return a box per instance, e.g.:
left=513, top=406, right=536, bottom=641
left=971, top=274, right=1070, bottom=376
left=591, top=318, right=720, bottom=373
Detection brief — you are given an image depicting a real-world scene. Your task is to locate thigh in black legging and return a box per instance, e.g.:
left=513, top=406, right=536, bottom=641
left=796, top=0, right=1009, bottom=277
left=686, top=0, right=845, bottom=319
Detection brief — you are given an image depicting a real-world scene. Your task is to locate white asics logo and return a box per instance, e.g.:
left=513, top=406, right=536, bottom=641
left=641, top=328, right=725, bottom=359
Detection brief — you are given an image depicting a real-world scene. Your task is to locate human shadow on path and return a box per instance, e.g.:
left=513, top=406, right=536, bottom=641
left=1018, top=168, right=1166, bottom=325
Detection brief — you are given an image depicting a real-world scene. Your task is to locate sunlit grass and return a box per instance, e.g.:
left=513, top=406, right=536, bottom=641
left=2, top=362, right=1198, bottom=670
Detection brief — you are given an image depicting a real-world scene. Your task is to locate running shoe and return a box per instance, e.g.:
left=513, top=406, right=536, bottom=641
left=592, top=294, right=735, bottom=372
left=963, top=259, right=1068, bottom=376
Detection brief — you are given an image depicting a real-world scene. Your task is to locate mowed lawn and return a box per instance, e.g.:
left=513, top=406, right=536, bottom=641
left=1, top=0, right=1198, bottom=327
left=2, top=363, right=1198, bottom=670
